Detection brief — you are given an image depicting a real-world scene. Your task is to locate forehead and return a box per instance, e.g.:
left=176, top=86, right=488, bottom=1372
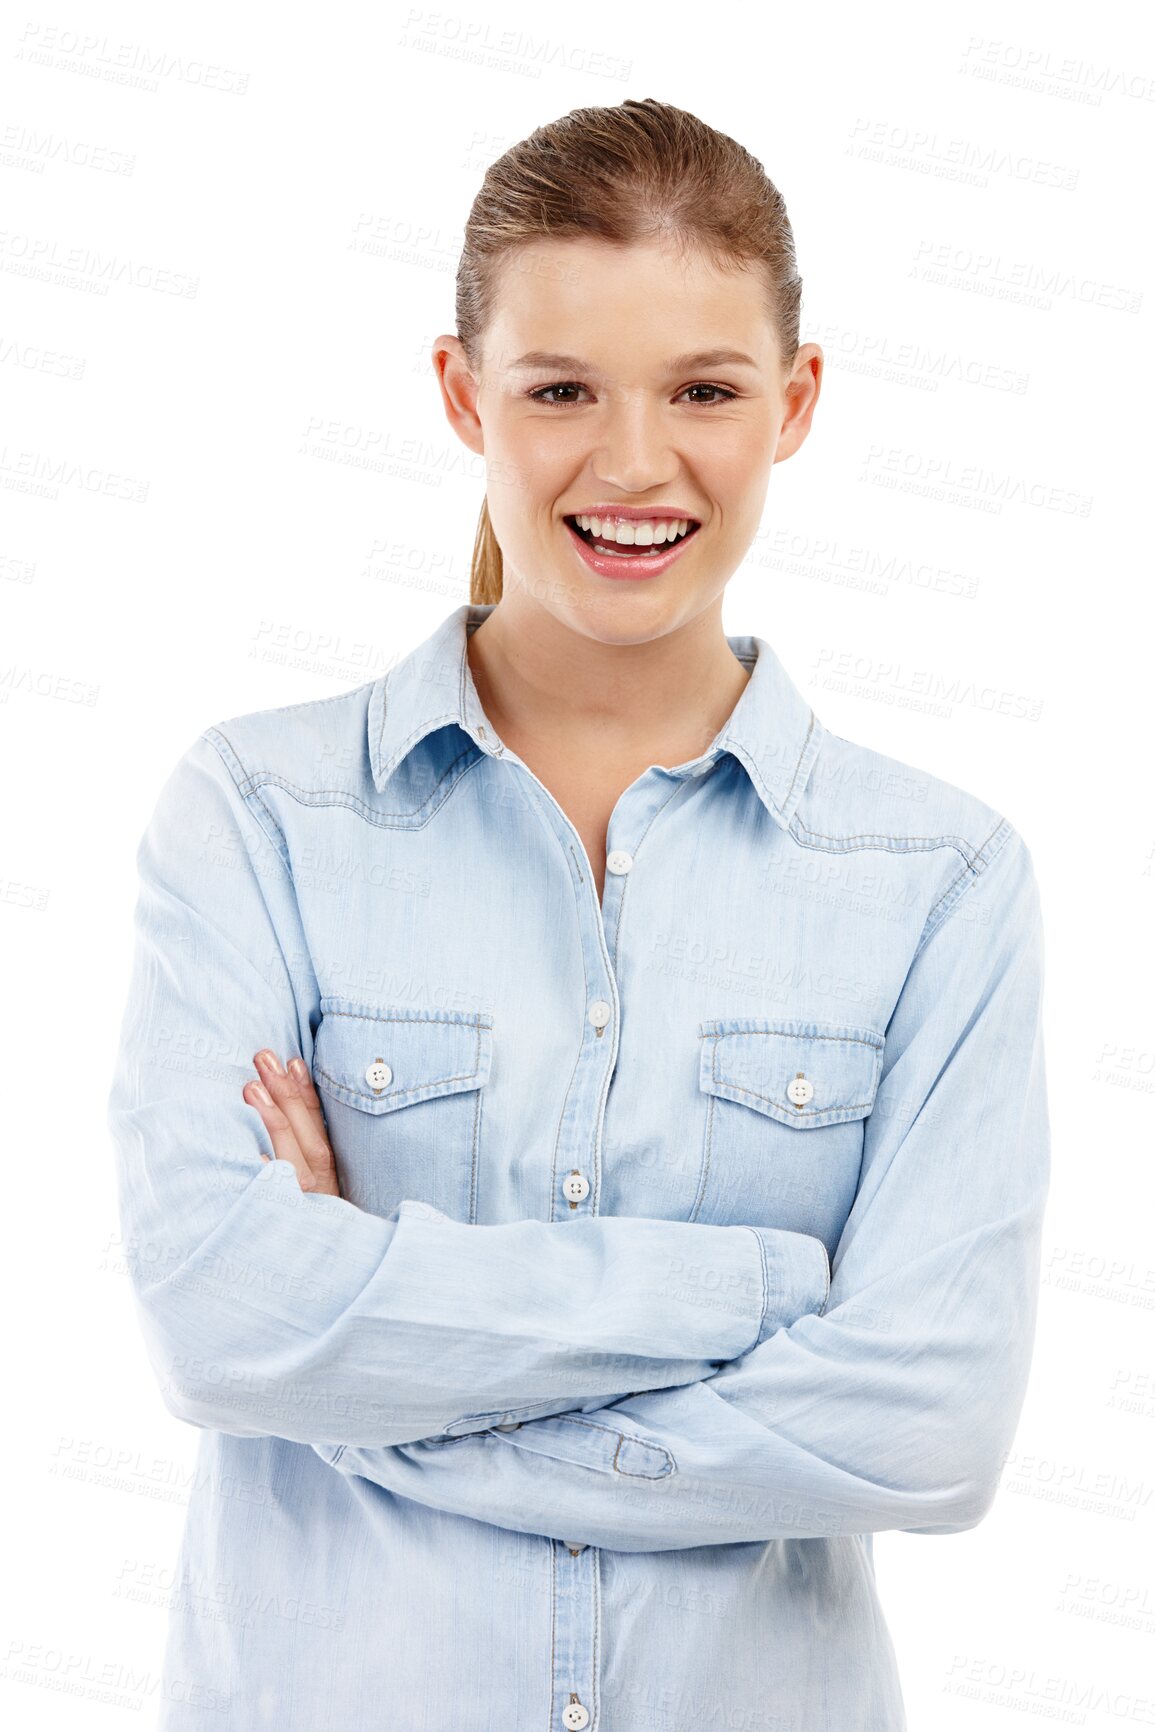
left=483, top=237, right=776, bottom=370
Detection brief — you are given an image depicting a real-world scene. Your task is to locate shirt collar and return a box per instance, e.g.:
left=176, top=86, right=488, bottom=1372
left=368, top=602, right=824, bottom=834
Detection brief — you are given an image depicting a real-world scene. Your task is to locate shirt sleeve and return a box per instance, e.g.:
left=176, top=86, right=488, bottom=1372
left=107, top=731, right=831, bottom=1451
left=321, top=822, right=1050, bottom=1548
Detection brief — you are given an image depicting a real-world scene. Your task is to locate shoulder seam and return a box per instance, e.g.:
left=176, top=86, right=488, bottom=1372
left=912, top=815, right=1016, bottom=960
left=201, top=725, right=291, bottom=868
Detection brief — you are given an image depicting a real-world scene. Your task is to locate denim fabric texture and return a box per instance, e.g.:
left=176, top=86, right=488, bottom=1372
left=107, top=600, right=1050, bottom=1730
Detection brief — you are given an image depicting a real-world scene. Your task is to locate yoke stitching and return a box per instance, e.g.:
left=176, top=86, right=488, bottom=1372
left=789, top=819, right=989, bottom=864
left=229, top=743, right=481, bottom=827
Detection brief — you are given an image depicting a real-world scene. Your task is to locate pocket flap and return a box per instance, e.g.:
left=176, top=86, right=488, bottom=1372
left=314, top=998, right=494, bottom=1115
left=699, top=1018, right=883, bottom=1128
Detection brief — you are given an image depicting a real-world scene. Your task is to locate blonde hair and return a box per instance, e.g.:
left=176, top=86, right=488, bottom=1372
left=454, top=97, right=804, bottom=605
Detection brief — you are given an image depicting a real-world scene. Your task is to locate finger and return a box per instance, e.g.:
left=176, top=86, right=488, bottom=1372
left=253, top=1049, right=322, bottom=1156
left=243, top=1080, right=317, bottom=1191
left=287, top=1057, right=330, bottom=1137
left=288, top=1059, right=341, bottom=1194
left=255, top=1051, right=339, bottom=1193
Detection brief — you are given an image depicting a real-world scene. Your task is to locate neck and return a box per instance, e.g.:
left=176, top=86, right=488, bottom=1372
left=465, top=594, right=752, bottom=765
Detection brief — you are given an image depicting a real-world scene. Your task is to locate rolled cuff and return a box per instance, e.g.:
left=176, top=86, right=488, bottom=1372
left=745, top=1226, right=831, bottom=1347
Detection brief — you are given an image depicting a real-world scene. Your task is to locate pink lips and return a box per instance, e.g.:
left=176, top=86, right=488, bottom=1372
left=562, top=516, right=701, bottom=582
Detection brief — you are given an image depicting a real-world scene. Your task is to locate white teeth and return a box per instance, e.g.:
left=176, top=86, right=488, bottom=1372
left=574, top=514, right=694, bottom=545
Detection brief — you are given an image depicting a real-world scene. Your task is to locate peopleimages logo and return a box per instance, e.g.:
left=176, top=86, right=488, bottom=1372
left=810, top=649, right=1044, bottom=723
left=958, top=35, right=1155, bottom=104
left=846, top=116, right=1079, bottom=190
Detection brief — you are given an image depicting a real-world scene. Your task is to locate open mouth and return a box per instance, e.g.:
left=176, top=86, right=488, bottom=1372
left=563, top=516, right=702, bottom=557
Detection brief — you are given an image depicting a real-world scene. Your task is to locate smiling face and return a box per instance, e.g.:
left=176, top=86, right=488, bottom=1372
left=436, top=235, right=822, bottom=647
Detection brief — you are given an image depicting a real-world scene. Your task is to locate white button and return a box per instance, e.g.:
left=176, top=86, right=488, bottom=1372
left=365, top=1058, right=392, bottom=1091
left=606, top=849, right=633, bottom=875
left=494, top=1421, right=522, bottom=1432
left=563, top=1541, right=586, bottom=1554
left=588, top=1000, right=612, bottom=1030
left=786, top=1073, right=814, bottom=1107
left=563, top=1171, right=590, bottom=1203
left=563, top=1704, right=590, bottom=1730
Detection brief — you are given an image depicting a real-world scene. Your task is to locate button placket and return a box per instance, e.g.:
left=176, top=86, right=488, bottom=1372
left=552, top=1538, right=596, bottom=1730
left=508, top=767, right=619, bottom=1230
left=465, top=751, right=664, bottom=1711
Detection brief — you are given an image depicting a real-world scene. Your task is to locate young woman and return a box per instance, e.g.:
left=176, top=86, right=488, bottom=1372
left=109, top=98, right=1049, bottom=1731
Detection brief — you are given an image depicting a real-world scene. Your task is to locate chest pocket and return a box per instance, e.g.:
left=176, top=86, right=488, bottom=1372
left=690, top=1017, right=884, bottom=1245
left=312, top=997, right=494, bottom=1223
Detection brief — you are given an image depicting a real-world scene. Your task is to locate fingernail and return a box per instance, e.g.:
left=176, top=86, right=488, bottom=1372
left=252, top=1083, right=273, bottom=1105
left=257, top=1050, right=285, bottom=1075
left=289, top=1058, right=308, bottom=1082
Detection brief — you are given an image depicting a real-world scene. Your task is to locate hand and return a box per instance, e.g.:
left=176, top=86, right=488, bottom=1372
left=242, top=1049, right=342, bottom=1197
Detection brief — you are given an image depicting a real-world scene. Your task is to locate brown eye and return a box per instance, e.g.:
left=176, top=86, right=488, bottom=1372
left=528, top=383, right=588, bottom=405
left=682, top=383, right=738, bottom=405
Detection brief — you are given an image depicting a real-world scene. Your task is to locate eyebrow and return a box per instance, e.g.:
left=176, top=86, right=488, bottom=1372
left=506, top=348, right=761, bottom=374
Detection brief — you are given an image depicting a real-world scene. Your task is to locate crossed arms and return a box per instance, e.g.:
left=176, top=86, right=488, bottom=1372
left=108, top=732, right=1049, bottom=1553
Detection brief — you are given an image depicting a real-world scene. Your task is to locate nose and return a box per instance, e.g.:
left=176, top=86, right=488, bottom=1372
left=589, top=388, right=680, bottom=495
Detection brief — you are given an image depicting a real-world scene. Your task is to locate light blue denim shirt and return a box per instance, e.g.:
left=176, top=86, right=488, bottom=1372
left=107, top=600, right=1049, bottom=1731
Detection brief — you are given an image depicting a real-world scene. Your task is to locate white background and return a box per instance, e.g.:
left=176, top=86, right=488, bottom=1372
left=2, top=0, right=1152, bottom=1726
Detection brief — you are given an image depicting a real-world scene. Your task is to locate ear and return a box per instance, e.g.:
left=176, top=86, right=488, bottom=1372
left=433, top=334, right=485, bottom=457
left=773, top=342, right=823, bottom=466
